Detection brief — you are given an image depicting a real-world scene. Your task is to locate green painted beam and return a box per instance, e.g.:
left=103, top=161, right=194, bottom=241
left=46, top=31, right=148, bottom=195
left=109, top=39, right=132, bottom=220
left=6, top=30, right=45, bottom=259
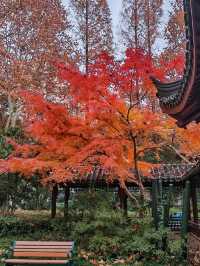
left=163, top=183, right=173, bottom=227
left=181, top=180, right=191, bottom=238
left=191, top=185, right=198, bottom=222
left=152, top=180, right=159, bottom=230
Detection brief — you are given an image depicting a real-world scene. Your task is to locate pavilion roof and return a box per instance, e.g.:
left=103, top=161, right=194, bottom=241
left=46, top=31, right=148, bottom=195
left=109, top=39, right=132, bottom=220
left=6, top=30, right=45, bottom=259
left=151, top=163, right=195, bottom=182
left=64, top=164, right=196, bottom=188
left=152, top=0, right=200, bottom=127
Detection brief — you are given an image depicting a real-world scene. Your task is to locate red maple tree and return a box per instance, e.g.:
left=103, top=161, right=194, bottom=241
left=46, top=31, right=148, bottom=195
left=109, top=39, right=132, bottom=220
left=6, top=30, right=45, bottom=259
left=0, top=49, right=180, bottom=202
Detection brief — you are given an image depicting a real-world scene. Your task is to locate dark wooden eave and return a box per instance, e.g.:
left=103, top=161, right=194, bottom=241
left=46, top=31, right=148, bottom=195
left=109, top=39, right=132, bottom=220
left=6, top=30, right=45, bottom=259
left=152, top=0, right=200, bottom=127
left=57, top=164, right=194, bottom=188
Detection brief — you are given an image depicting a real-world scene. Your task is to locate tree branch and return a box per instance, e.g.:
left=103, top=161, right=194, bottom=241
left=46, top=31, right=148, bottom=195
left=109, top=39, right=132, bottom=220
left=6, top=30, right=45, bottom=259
left=120, top=180, right=139, bottom=208
left=166, top=144, right=191, bottom=164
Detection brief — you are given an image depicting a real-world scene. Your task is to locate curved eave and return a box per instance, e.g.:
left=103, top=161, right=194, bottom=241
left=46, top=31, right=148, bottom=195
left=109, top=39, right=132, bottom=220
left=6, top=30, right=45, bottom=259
left=153, top=0, right=200, bottom=127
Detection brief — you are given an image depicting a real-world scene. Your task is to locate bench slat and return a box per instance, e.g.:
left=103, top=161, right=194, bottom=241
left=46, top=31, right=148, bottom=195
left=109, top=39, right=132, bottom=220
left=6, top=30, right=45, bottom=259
left=15, top=245, right=72, bottom=249
left=3, top=259, right=69, bottom=265
left=14, top=249, right=69, bottom=252
left=13, top=252, right=69, bottom=258
left=15, top=241, right=73, bottom=246
left=4, top=241, right=74, bottom=265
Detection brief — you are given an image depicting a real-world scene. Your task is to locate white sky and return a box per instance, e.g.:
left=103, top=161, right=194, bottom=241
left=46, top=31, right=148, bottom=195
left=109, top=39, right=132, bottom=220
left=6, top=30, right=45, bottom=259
left=107, top=0, right=122, bottom=32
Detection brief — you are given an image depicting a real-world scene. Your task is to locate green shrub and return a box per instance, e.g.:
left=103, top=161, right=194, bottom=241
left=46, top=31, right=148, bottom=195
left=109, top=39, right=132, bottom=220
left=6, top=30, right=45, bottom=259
left=0, top=217, right=33, bottom=237
left=0, top=190, right=187, bottom=265
left=0, top=135, right=13, bottom=159
left=69, top=190, right=186, bottom=265
left=0, top=216, right=73, bottom=239
left=72, top=257, right=93, bottom=266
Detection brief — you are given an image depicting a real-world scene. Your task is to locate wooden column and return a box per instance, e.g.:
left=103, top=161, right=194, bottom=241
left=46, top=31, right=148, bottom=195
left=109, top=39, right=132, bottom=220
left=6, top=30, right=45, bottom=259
left=51, top=184, right=58, bottom=219
left=118, top=187, right=128, bottom=216
left=163, top=184, right=173, bottom=227
left=118, top=187, right=123, bottom=209
left=64, top=186, right=70, bottom=218
left=191, top=185, right=198, bottom=223
left=181, top=180, right=191, bottom=238
left=152, top=180, right=159, bottom=230
left=123, top=192, right=128, bottom=217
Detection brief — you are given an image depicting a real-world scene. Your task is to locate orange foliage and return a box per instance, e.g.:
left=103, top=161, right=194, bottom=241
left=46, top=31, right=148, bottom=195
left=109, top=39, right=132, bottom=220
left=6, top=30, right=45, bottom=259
left=0, top=49, right=177, bottom=186
left=175, top=123, right=200, bottom=160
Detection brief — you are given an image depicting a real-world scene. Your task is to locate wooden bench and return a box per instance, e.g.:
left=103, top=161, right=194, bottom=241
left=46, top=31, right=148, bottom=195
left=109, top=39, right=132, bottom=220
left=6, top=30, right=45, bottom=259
left=2, top=241, right=75, bottom=266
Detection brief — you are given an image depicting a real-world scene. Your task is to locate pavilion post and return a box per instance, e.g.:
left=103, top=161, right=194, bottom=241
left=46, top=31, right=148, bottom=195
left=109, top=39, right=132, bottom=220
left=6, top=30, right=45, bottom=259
left=181, top=180, right=191, bottom=238
left=163, top=183, right=173, bottom=227
left=191, top=184, right=198, bottom=223
left=51, top=184, right=58, bottom=219
left=123, top=192, right=128, bottom=216
left=64, top=185, right=70, bottom=218
left=118, top=187, right=123, bottom=209
left=152, top=180, right=159, bottom=230
left=118, top=187, right=128, bottom=216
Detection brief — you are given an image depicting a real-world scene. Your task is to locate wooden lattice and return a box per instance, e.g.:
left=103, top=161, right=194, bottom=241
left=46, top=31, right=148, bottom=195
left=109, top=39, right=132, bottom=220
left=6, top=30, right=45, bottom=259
left=151, top=164, right=195, bottom=182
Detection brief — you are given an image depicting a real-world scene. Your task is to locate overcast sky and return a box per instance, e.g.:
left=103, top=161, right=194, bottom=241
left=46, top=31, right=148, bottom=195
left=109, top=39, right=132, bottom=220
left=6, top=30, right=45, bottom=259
left=107, top=0, right=122, bottom=31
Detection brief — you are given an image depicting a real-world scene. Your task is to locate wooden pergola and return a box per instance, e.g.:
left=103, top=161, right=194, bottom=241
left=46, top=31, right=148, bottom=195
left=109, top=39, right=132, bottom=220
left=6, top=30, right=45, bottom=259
left=150, top=164, right=194, bottom=230
left=50, top=164, right=195, bottom=221
left=51, top=168, right=136, bottom=218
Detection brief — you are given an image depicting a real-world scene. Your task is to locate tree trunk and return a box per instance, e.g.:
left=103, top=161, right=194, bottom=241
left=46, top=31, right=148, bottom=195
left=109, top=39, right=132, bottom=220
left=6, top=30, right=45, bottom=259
left=51, top=184, right=58, bottom=218
left=146, top=0, right=152, bottom=57
left=5, top=94, right=20, bottom=132
left=133, top=0, right=138, bottom=49
left=5, top=94, right=14, bottom=132
left=64, top=185, right=70, bottom=218
left=133, top=136, right=144, bottom=200
left=133, top=0, right=140, bottom=104
left=85, top=0, right=89, bottom=75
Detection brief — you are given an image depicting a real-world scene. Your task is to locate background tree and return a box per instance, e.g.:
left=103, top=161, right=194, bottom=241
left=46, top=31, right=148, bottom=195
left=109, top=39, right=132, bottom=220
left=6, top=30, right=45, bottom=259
left=173, top=123, right=200, bottom=163
left=119, top=0, right=163, bottom=111
left=119, top=0, right=144, bottom=50
left=142, top=0, right=163, bottom=57
left=69, top=0, right=113, bottom=74
left=0, top=0, right=73, bottom=132
left=119, top=0, right=163, bottom=56
left=164, top=0, right=185, bottom=58
left=161, top=0, right=185, bottom=80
